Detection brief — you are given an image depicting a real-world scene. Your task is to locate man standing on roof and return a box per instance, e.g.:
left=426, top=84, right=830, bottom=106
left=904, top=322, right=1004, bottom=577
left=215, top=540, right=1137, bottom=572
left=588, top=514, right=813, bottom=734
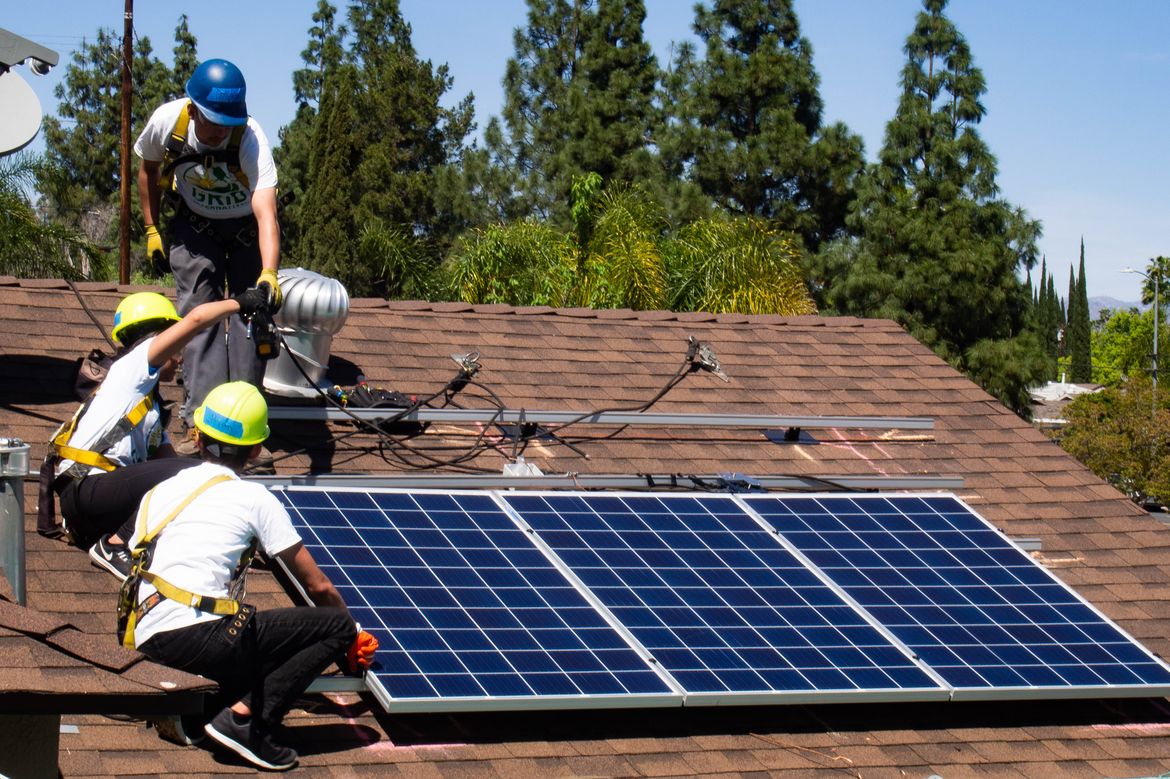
left=50, top=289, right=269, bottom=577
left=121, top=382, right=378, bottom=771
left=134, top=58, right=282, bottom=448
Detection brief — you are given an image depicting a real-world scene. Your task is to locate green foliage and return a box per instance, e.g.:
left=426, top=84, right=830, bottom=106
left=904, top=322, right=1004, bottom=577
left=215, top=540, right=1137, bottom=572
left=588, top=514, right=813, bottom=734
left=1028, top=257, right=1061, bottom=380
left=442, top=221, right=576, bottom=307
left=574, top=185, right=668, bottom=309
left=297, top=63, right=361, bottom=289
left=0, top=155, right=106, bottom=279
left=663, top=0, right=864, bottom=249
left=666, top=217, right=814, bottom=315
left=964, top=332, right=1048, bottom=418
left=562, top=0, right=662, bottom=196
left=1137, top=256, right=1169, bottom=309
left=1061, top=377, right=1170, bottom=505
left=1091, top=307, right=1167, bottom=386
left=501, top=0, right=594, bottom=220
left=808, top=0, right=1044, bottom=415
left=37, top=22, right=194, bottom=229
left=355, top=218, right=435, bottom=299
left=442, top=175, right=813, bottom=316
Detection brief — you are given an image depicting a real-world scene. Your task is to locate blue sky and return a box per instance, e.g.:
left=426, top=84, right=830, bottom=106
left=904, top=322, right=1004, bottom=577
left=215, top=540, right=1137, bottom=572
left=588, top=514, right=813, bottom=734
left=6, top=0, right=1169, bottom=302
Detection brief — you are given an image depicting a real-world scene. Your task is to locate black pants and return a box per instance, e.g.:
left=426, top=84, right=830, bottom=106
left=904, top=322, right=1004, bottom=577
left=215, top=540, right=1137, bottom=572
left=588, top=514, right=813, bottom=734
left=59, top=458, right=199, bottom=548
left=139, top=607, right=355, bottom=729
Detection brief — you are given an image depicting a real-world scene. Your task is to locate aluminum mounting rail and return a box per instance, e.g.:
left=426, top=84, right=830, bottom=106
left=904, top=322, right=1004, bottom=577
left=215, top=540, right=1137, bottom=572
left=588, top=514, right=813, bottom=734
left=266, top=406, right=935, bottom=430
left=249, top=472, right=963, bottom=491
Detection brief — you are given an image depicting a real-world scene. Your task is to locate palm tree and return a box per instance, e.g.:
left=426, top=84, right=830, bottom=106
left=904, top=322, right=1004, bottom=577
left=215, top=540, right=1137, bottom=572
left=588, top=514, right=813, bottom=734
left=441, top=174, right=817, bottom=316
left=0, top=153, right=105, bottom=279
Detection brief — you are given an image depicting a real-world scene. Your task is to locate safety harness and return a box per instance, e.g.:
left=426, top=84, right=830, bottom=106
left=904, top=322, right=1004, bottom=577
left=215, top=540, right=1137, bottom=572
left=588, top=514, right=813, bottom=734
left=49, top=392, right=156, bottom=482
left=118, top=473, right=257, bottom=649
left=159, top=99, right=250, bottom=194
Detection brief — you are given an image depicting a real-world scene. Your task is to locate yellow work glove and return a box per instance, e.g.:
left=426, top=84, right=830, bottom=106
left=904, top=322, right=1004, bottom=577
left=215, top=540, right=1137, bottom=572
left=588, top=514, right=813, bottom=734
left=145, top=225, right=167, bottom=275
left=256, top=268, right=282, bottom=313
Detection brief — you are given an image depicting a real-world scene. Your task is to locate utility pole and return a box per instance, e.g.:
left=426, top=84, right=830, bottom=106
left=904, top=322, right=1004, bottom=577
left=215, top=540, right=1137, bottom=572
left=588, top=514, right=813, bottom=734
left=118, top=0, right=133, bottom=284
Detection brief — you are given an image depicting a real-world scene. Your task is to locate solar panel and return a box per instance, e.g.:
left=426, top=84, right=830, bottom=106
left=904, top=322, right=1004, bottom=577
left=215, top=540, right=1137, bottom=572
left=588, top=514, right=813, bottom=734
left=500, top=492, right=947, bottom=704
left=275, top=486, right=1170, bottom=712
left=276, top=487, right=680, bottom=711
left=741, top=494, right=1170, bottom=699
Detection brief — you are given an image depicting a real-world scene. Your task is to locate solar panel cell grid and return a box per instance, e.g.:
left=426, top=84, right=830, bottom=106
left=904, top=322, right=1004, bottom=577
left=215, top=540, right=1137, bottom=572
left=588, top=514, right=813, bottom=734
left=744, top=494, right=1170, bottom=694
left=278, top=488, right=675, bottom=706
left=502, top=492, right=942, bottom=698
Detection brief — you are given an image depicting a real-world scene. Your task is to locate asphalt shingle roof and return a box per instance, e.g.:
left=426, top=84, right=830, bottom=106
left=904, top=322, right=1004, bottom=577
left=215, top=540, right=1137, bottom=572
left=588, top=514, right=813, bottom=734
left=3, top=277, right=1169, bottom=776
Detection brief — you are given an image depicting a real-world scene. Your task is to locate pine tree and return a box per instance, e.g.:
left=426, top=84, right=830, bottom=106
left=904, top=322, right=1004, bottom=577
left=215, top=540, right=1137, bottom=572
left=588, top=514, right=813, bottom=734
left=298, top=63, right=361, bottom=288
left=562, top=0, right=661, bottom=197
left=276, top=0, right=344, bottom=261
left=664, top=0, right=863, bottom=249
left=289, top=0, right=474, bottom=294
left=810, top=0, right=1044, bottom=415
left=501, top=0, right=597, bottom=220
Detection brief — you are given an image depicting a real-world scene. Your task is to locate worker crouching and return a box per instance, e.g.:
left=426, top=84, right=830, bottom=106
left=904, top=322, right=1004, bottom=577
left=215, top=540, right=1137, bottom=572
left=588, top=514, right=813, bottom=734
left=118, top=381, right=377, bottom=771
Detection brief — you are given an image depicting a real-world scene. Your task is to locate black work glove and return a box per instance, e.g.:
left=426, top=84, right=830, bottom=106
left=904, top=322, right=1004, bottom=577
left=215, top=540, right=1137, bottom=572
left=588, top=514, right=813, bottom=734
left=232, top=287, right=269, bottom=318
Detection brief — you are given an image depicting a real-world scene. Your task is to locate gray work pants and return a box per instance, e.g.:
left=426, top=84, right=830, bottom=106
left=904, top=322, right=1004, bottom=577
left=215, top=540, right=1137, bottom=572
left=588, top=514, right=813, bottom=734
left=168, top=211, right=264, bottom=425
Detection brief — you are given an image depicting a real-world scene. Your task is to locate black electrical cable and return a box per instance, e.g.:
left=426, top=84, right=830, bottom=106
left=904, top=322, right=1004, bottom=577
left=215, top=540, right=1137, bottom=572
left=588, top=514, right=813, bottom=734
left=68, top=280, right=118, bottom=350
left=248, top=325, right=710, bottom=475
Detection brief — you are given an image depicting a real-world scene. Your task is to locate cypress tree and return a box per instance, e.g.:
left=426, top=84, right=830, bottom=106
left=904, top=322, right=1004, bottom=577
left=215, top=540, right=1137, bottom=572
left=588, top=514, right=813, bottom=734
left=1068, top=243, right=1093, bottom=381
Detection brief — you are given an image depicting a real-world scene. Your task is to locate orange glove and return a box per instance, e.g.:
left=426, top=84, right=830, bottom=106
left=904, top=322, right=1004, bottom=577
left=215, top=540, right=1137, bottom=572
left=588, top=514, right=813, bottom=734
left=346, top=629, right=378, bottom=673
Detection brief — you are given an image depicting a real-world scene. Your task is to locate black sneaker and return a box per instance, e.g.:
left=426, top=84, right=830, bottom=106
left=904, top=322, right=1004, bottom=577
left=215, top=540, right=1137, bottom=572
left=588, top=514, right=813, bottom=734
left=203, top=708, right=297, bottom=771
left=88, top=535, right=133, bottom=581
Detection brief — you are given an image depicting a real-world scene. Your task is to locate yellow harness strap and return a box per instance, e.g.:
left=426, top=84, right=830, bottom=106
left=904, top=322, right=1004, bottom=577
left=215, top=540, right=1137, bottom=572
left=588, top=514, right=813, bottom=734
left=160, top=100, right=250, bottom=193
left=120, top=473, right=237, bottom=648
left=51, top=394, right=154, bottom=474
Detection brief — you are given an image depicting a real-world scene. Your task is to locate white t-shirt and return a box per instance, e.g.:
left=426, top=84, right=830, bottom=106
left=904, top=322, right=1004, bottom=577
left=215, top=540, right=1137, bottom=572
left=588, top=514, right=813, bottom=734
left=132, top=462, right=302, bottom=646
left=133, top=97, right=278, bottom=220
left=56, top=339, right=169, bottom=478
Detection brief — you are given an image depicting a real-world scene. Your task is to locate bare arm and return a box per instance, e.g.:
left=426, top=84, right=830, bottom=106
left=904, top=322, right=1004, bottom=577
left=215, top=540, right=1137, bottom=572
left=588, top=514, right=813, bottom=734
left=145, top=298, right=240, bottom=369
left=137, top=159, right=162, bottom=228
left=276, top=542, right=347, bottom=610
left=252, top=187, right=280, bottom=273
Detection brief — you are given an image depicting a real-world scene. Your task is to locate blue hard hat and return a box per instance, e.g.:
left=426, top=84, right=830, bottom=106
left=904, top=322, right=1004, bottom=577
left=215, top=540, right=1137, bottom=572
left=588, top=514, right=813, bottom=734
left=185, top=59, right=248, bottom=127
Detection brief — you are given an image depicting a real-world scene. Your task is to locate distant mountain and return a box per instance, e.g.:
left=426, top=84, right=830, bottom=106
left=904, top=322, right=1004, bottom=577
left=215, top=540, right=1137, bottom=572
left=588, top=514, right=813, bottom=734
left=1089, top=296, right=1143, bottom=321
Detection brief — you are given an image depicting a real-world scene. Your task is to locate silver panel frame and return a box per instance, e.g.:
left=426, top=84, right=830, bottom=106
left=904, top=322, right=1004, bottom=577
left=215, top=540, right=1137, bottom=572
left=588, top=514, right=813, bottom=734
left=267, top=406, right=935, bottom=430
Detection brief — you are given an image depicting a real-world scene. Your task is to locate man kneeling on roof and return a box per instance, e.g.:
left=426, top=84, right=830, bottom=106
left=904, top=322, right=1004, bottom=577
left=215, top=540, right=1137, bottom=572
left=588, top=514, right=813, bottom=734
left=49, top=289, right=269, bottom=579
left=119, top=381, right=378, bottom=772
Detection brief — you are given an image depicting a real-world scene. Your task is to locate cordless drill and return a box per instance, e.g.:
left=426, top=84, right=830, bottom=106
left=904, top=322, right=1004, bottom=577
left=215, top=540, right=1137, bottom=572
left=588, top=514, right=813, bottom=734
left=246, top=308, right=279, bottom=360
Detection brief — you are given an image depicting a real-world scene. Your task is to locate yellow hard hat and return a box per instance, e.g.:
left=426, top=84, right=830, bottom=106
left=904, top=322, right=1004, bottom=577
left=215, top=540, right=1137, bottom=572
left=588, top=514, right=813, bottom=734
left=111, top=292, right=180, bottom=345
left=193, top=382, right=270, bottom=446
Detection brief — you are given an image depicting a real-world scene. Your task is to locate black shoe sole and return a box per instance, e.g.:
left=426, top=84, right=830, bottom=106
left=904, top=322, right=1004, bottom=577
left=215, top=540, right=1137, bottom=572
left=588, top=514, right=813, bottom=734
left=203, top=722, right=297, bottom=772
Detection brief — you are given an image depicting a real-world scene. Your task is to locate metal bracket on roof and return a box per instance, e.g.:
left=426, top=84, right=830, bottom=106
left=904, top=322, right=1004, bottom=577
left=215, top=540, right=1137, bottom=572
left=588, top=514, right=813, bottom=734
left=715, top=473, right=763, bottom=493
left=688, top=336, right=729, bottom=382
left=451, top=351, right=480, bottom=377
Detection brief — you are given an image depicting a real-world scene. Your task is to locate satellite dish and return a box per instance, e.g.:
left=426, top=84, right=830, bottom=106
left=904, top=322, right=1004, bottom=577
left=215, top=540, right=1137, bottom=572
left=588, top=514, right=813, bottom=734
left=0, top=70, right=44, bottom=156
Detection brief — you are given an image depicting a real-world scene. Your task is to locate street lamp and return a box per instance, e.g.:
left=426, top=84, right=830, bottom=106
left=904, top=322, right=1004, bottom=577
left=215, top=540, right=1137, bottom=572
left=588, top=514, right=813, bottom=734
left=1122, top=267, right=1159, bottom=415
